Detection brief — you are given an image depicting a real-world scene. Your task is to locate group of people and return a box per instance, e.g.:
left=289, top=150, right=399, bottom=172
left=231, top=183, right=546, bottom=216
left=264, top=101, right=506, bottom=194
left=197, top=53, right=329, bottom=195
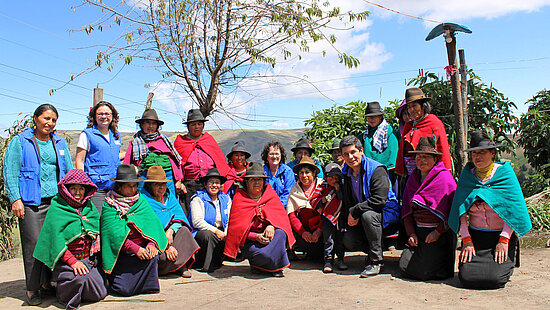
left=3, top=86, right=532, bottom=308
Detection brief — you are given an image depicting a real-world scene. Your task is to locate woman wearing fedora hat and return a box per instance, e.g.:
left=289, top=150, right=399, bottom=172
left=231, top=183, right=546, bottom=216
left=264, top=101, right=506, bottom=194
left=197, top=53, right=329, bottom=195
left=123, top=108, right=184, bottom=195
left=396, top=88, right=452, bottom=178
left=174, top=109, right=234, bottom=215
left=142, top=166, right=200, bottom=278
left=398, top=136, right=457, bottom=281
left=286, top=138, right=324, bottom=179
left=100, top=164, right=168, bottom=296
left=75, top=101, right=122, bottom=213
left=189, top=168, right=232, bottom=272
left=449, top=131, right=532, bottom=289
left=224, top=162, right=295, bottom=277
left=224, top=140, right=251, bottom=198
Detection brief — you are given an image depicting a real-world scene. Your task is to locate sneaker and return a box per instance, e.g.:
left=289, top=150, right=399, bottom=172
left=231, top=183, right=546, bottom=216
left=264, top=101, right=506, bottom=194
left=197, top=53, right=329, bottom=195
left=323, top=262, right=333, bottom=273
left=335, top=259, right=348, bottom=271
left=360, top=263, right=381, bottom=278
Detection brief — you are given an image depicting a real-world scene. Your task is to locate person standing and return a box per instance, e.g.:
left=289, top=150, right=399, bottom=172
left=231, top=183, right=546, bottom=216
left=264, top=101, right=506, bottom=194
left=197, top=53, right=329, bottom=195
left=286, top=137, right=324, bottom=178
left=3, top=104, right=73, bottom=305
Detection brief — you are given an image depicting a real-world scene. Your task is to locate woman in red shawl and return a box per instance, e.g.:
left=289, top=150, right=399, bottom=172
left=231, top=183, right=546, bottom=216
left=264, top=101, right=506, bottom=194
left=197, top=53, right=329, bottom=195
left=173, top=109, right=235, bottom=214
left=396, top=88, right=452, bottom=178
left=225, top=140, right=250, bottom=198
left=224, top=162, right=295, bottom=277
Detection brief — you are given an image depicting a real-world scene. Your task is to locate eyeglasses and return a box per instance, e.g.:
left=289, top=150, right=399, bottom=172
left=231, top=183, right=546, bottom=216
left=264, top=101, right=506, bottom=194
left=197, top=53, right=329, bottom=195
left=268, top=153, right=280, bottom=157
left=207, top=180, right=221, bottom=185
left=97, top=112, right=112, bottom=117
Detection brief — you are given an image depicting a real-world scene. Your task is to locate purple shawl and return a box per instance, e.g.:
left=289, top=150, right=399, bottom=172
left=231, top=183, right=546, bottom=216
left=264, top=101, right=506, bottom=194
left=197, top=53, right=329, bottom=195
left=402, top=161, right=456, bottom=222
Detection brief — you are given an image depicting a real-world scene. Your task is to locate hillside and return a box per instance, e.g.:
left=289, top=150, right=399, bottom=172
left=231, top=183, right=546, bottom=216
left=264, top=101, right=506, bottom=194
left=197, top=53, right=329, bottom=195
left=58, top=128, right=305, bottom=163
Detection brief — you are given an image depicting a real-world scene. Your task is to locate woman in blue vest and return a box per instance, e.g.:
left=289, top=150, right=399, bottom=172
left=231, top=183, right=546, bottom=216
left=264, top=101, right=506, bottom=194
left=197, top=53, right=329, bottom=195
left=75, top=101, right=122, bottom=213
left=189, top=168, right=232, bottom=272
left=3, top=104, right=73, bottom=306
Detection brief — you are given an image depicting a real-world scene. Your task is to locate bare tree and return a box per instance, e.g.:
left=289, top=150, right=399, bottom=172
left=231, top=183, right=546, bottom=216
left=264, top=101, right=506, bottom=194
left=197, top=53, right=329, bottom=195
left=71, top=0, right=368, bottom=117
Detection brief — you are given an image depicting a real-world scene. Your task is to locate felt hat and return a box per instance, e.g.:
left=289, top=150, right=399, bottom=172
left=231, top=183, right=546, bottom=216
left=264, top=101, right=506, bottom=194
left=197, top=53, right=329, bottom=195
left=292, top=156, right=320, bottom=176
left=291, top=137, right=315, bottom=155
left=328, top=138, right=341, bottom=153
left=324, top=163, right=342, bottom=177
left=226, top=141, right=251, bottom=160
left=364, top=101, right=384, bottom=117
left=111, top=164, right=144, bottom=183
left=135, top=109, right=164, bottom=126
left=199, top=168, right=227, bottom=184
left=405, top=87, right=431, bottom=104
left=242, top=162, right=268, bottom=178
left=143, top=166, right=172, bottom=183
left=395, top=99, right=407, bottom=120
left=465, top=131, right=502, bottom=152
left=183, top=109, right=208, bottom=124
left=409, top=136, right=442, bottom=155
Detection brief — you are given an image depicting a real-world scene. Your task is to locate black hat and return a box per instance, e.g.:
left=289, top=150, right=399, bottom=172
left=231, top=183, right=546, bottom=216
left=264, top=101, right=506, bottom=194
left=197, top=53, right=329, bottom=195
left=465, top=131, right=502, bottom=152
left=328, top=138, right=341, bottom=153
left=405, top=87, right=431, bottom=104
left=409, top=136, right=442, bottom=155
left=324, top=163, right=342, bottom=177
left=135, top=109, right=164, bottom=126
left=200, top=168, right=227, bottom=185
left=292, top=156, right=320, bottom=176
left=226, top=141, right=251, bottom=160
left=242, top=162, right=268, bottom=178
left=183, top=109, right=208, bottom=124
left=291, top=137, right=315, bottom=155
left=111, top=164, right=144, bottom=183
left=364, top=101, right=384, bottom=117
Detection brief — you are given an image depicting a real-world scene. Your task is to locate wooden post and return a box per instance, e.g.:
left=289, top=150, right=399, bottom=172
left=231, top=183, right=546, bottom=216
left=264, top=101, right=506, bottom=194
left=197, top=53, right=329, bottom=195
left=146, top=92, right=154, bottom=110
left=459, top=49, right=469, bottom=141
left=93, top=88, right=103, bottom=106
left=444, top=29, right=466, bottom=172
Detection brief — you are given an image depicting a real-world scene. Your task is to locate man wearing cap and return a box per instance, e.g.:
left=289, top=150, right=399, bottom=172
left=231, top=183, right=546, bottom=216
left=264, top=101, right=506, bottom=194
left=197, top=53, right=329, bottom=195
left=287, top=137, right=324, bottom=179
left=339, top=135, right=400, bottom=277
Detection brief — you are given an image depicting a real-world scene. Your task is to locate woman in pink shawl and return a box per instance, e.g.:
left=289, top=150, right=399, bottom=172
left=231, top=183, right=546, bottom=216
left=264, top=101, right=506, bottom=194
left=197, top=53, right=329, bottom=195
left=398, top=136, right=457, bottom=281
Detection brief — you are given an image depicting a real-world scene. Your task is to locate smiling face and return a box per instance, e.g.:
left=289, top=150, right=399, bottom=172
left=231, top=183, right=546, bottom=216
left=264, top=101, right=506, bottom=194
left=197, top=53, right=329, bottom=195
left=33, top=110, right=57, bottom=139
left=118, top=182, right=138, bottom=197
left=415, top=153, right=437, bottom=175
left=471, top=149, right=495, bottom=170
left=325, top=174, right=340, bottom=188
left=331, top=149, right=343, bottom=164
left=68, top=184, right=86, bottom=203
left=406, top=101, right=425, bottom=121
left=149, top=182, right=167, bottom=199
left=140, top=120, right=159, bottom=134
left=205, top=177, right=221, bottom=197
left=341, top=144, right=363, bottom=172
left=95, top=106, right=113, bottom=128
left=187, top=121, right=204, bottom=138
left=298, top=167, right=315, bottom=187
left=267, top=146, right=281, bottom=167
left=230, top=151, right=247, bottom=170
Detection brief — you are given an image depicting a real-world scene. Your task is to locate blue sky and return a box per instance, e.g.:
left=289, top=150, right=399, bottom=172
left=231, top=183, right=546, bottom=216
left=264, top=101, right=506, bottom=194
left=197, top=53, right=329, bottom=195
left=1, top=0, right=549, bottom=136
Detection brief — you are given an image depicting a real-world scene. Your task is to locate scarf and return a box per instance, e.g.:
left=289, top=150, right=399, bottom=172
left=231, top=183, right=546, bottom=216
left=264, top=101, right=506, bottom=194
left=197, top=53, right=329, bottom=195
left=174, top=132, right=230, bottom=176
left=448, top=161, right=532, bottom=236
left=57, top=169, right=98, bottom=208
left=309, top=182, right=342, bottom=226
left=475, top=162, right=495, bottom=181
left=132, top=130, right=182, bottom=163
left=100, top=194, right=168, bottom=273
left=401, top=161, right=457, bottom=222
left=224, top=185, right=295, bottom=259
left=105, top=190, right=140, bottom=216
left=286, top=178, right=324, bottom=214
left=370, top=119, right=389, bottom=153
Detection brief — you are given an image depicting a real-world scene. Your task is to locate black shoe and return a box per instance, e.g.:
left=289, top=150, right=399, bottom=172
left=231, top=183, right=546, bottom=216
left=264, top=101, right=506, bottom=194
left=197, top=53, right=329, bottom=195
left=323, top=262, right=333, bottom=273
left=272, top=270, right=284, bottom=277
left=287, top=249, right=298, bottom=261
left=26, top=292, right=42, bottom=306
left=335, top=259, right=348, bottom=270
left=250, top=267, right=262, bottom=275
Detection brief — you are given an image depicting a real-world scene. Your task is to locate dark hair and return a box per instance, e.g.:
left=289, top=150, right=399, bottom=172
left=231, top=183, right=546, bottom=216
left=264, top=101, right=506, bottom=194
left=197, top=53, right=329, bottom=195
left=33, top=104, right=59, bottom=125
left=414, top=153, right=439, bottom=162
left=293, top=148, right=312, bottom=157
left=242, top=177, right=266, bottom=193
left=143, top=181, right=169, bottom=196
left=339, top=135, right=363, bottom=151
left=87, top=101, right=120, bottom=139
left=421, top=101, right=432, bottom=115
left=297, top=166, right=314, bottom=174
left=201, top=176, right=222, bottom=186
left=139, top=121, right=160, bottom=133
left=261, top=141, right=287, bottom=165
left=113, top=182, right=123, bottom=195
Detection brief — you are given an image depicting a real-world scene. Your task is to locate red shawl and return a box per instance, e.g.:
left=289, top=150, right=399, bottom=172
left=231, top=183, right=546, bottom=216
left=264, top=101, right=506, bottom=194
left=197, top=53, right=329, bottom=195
left=396, top=114, right=452, bottom=176
left=173, top=132, right=233, bottom=191
left=224, top=185, right=295, bottom=258
left=309, top=182, right=342, bottom=226
left=224, top=164, right=246, bottom=193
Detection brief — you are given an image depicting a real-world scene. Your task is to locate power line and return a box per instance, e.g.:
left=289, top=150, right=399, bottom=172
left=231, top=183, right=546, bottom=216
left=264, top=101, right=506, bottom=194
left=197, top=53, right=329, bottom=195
left=360, top=0, right=442, bottom=24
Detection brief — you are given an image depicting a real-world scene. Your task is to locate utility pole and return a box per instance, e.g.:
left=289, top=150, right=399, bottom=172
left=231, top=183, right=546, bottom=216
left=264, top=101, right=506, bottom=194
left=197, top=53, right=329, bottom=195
left=146, top=92, right=154, bottom=110
left=93, top=87, right=103, bottom=106
left=426, top=23, right=472, bottom=173
left=459, top=49, right=469, bottom=140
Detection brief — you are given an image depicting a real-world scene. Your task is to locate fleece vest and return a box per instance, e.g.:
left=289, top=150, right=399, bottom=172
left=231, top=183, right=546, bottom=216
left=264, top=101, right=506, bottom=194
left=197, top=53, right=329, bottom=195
left=82, top=126, right=121, bottom=190
left=191, top=189, right=230, bottom=235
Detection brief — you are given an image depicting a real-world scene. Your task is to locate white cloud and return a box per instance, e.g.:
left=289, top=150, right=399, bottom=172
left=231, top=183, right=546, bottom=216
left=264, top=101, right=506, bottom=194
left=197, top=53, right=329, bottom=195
left=271, top=121, right=290, bottom=129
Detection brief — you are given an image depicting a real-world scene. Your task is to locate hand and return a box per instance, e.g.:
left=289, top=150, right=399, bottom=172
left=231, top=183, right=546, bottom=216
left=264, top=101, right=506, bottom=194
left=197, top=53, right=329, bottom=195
left=333, top=183, right=340, bottom=191
left=146, top=243, right=159, bottom=257
left=495, top=242, right=509, bottom=264
left=11, top=199, right=25, bottom=219
left=301, top=231, right=313, bottom=243
left=347, top=214, right=359, bottom=227
left=459, top=242, right=476, bottom=263
left=175, top=180, right=185, bottom=194
left=311, top=229, right=322, bottom=243
left=214, top=229, right=226, bottom=241
left=181, top=183, right=187, bottom=194
left=166, top=229, right=174, bottom=247
left=321, top=196, right=327, bottom=203
left=70, top=261, right=89, bottom=276
left=165, top=246, right=178, bottom=261
left=408, top=234, right=418, bottom=247
left=255, top=233, right=270, bottom=245
left=425, top=230, right=440, bottom=243
left=137, top=247, right=152, bottom=260
left=263, top=225, right=275, bottom=241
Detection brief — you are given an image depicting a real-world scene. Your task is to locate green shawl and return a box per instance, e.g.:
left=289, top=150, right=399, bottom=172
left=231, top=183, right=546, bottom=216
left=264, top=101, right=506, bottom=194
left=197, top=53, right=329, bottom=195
left=448, top=161, right=532, bottom=236
left=33, top=194, right=100, bottom=270
left=100, top=194, right=168, bottom=274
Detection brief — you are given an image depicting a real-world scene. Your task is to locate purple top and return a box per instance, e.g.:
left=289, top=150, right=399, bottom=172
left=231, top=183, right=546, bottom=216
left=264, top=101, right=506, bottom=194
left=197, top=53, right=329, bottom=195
left=183, top=147, right=215, bottom=179
left=347, top=169, right=364, bottom=204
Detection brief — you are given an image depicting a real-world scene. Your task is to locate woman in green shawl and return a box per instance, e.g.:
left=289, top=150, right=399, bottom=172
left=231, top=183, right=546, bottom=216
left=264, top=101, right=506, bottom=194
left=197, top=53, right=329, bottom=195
left=100, top=164, right=168, bottom=296
left=449, top=131, right=532, bottom=289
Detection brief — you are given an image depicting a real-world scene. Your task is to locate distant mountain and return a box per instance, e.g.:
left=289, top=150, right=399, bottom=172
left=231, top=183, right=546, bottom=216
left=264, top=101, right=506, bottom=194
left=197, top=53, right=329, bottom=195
left=58, top=128, right=305, bottom=163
